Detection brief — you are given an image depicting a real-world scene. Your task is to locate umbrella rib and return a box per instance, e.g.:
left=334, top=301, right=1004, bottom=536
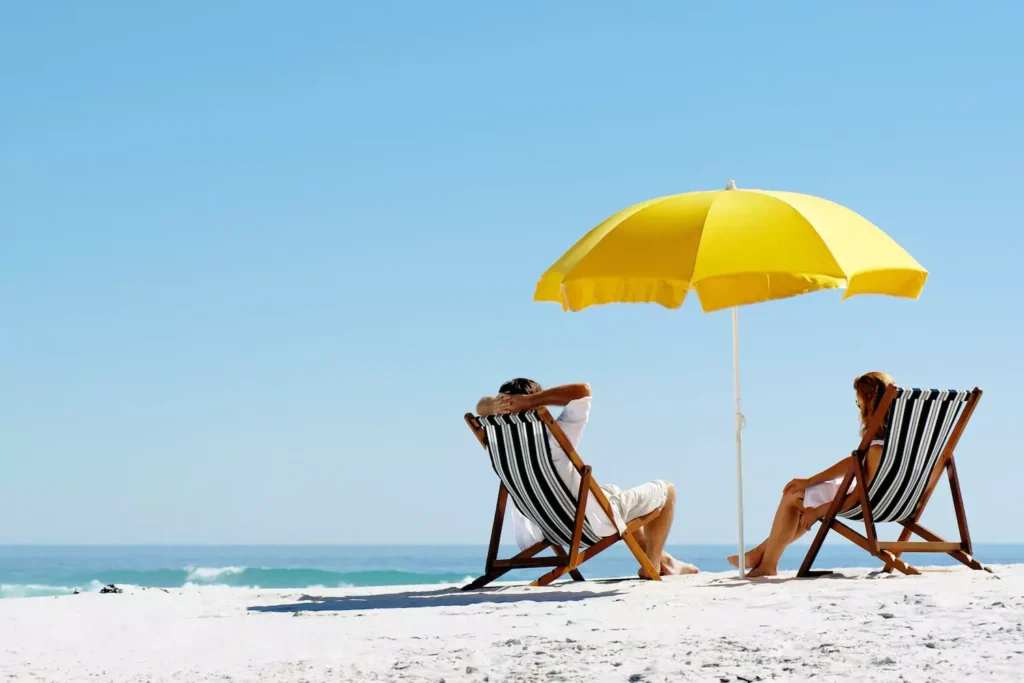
left=689, top=193, right=847, bottom=291
left=766, top=194, right=847, bottom=280
left=553, top=196, right=671, bottom=286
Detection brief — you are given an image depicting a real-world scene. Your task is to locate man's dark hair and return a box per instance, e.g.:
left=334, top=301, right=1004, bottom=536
left=499, top=378, right=542, bottom=395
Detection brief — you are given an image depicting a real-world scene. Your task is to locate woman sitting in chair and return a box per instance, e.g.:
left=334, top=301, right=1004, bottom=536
left=728, top=371, right=896, bottom=577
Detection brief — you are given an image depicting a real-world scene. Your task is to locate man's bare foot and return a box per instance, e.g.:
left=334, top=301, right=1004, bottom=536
left=637, top=567, right=662, bottom=580
left=727, top=548, right=764, bottom=570
left=662, top=554, right=699, bottom=575
left=745, top=564, right=779, bottom=578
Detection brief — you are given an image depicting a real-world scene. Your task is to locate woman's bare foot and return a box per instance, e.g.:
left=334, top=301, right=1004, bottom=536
left=745, top=563, right=779, bottom=578
left=727, top=547, right=764, bottom=570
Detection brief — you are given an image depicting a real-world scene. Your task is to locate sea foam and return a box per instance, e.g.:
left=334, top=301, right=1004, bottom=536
left=185, top=566, right=247, bottom=582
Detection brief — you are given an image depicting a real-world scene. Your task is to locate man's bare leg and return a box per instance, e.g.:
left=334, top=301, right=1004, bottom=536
left=660, top=554, right=699, bottom=575
left=634, top=484, right=698, bottom=577
left=632, top=526, right=655, bottom=577
left=633, top=528, right=698, bottom=578
left=641, top=483, right=674, bottom=564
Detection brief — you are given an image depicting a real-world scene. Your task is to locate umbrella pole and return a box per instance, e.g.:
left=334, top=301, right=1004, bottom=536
left=732, top=307, right=746, bottom=579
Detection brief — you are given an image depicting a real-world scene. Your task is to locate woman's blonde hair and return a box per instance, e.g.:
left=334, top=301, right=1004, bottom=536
left=854, top=371, right=897, bottom=439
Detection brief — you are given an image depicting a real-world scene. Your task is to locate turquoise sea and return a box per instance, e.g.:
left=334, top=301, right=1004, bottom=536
left=1, top=544, right=1020, bottom=599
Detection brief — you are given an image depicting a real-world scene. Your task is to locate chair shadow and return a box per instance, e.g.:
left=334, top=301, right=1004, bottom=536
left=248, top=586, right=624, bottom=613
left=701, top=571, right=888, bottom=588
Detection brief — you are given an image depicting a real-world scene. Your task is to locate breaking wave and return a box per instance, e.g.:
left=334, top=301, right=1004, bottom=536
left=0, top=568, right=470, bottom=599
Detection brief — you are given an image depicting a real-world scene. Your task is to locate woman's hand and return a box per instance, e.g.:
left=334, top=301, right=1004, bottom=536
left=797, top=511, right=817, bottom=532
left=784, top=478, right=810, bottom=495
left=799, top=503, right=831, bottom=531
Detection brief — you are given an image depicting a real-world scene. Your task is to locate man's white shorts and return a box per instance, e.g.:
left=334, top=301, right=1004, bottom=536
left=600, top=479, right=669, bottom=524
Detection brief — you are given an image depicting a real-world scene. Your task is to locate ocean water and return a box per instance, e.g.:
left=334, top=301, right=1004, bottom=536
left=1, top=544, right=1020, bottom=599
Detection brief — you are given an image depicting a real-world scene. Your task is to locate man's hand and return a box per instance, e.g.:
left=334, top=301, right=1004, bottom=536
left=784, top=478, right=809, bottom=495
left=491, top=394, right=529, bottom=414
left=477, top=394, right=531, bottom=415
left=476, top=383, right=590, bottom=416
left=476, top=396, right=498, bottom=416
left=499, top=394, right=531, bottom=414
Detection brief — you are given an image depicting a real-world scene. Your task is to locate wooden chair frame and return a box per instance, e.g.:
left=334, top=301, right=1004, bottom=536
left=462, top=408, right=662, bottom=590
left=798, top=386, right=988, bottom=577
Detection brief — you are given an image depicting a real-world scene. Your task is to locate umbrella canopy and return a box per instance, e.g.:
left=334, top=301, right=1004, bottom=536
left=535, top=183, right=927, bottom=312
left=533, top=182, right=927, bottom=577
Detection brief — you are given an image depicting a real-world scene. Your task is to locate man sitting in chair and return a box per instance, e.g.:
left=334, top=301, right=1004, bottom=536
left=476, top=379, right=698, bottom=577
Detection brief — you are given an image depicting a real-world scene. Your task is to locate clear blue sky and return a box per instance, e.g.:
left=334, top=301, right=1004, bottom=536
left=2, top=2, right=1021, bottom=545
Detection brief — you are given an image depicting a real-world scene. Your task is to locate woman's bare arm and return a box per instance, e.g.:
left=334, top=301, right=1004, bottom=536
left=804, top=459, right=854, bottom=487
left=785, top=458, right=855, bottom=495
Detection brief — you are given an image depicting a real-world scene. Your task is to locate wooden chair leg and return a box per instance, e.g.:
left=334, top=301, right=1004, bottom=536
left=882, top=525, right=914, bottom=573
left=622, top=529, right=661, bottom=581
left=946, top=458, right=974, bottom=555
left=533, top=551, right=600, bottom=586
left=903, top=522, right=990, bottom=572
left=798, top=519, right=834, bottom=578
left=533, top=510, right=662, bottom=587
left=485, top=484, right=508, bottom=571
left=798, top=461, right=855, bottom=578
left=551, top=546, right=585, bottom=581
left=463, top=541, right=551, bottom=590
left=567, top=467, right=592, bottom=571
left=878, top=550, right=920, bottom=576
left=852, top=456, right=879, bottom=554
left=947, top=550, right=989, bottom=572
left=532, top=559, right=577, bottom=587
left=831, top=521, right=921, bottom=575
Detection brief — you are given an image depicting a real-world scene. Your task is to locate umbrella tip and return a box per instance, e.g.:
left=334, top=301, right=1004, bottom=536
left=725, top=179, right=737, bottom=190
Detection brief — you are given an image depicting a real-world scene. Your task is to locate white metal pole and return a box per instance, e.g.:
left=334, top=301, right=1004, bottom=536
left=733, top=307, right=746, bottom=578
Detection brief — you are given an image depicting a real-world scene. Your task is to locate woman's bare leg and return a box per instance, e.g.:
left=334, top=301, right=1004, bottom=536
left=728, top=491, right=799, bottom=570
left=729, top=502, right=832, bottom=571
left=728, top=542, right=766, bottom=570
left=745, top=491, right=805, bottom=577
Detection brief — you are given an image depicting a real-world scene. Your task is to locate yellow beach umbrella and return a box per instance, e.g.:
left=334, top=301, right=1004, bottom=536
left=535, top=181, right=927, bottom=577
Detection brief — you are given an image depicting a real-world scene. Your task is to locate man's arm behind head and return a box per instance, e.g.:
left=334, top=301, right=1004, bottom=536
left=529, top=383, right=591, bottom=408
left=477, top=383, right=591, bottom=415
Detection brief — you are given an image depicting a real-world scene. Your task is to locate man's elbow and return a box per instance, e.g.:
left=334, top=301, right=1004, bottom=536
left=576, top=383, right=592, bottom=399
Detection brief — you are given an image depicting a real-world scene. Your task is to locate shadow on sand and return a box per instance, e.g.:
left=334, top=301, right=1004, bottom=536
left=700, top=572, right=872, bottom=588
left=248, top=586, right=624, bottom=614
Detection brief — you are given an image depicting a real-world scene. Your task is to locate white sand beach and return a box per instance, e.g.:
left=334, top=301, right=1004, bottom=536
left=1, top=565, right=1021, bottom=682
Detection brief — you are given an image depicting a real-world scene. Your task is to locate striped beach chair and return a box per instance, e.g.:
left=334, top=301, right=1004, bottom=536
left=799, top=385, right=987, bottom=577
left=463, top=408, right=662, bottom=589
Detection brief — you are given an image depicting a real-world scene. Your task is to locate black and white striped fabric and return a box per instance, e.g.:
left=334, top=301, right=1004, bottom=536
left=840, top=388, right=970, bottom=524
left=476, top=411, right=602, bottom=547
